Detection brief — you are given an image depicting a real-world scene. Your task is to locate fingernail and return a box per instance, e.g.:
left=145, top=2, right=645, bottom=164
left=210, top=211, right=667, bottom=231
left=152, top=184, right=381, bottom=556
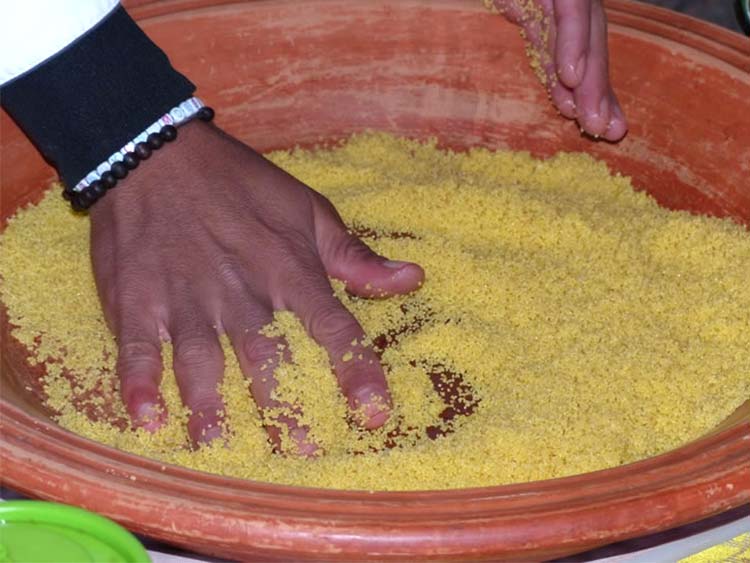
left=134, top=402, right=162, bottom=431
left=361, top=401, right=390, bottom=429
left=612, top=101, right=626, bottom=123
left=352, top=387, right=391, bottom=429
left=290, top=427, right=320, bottom=457
left=560, top=99, right=576, bottom=118
left=574, top=54, right=586, bottom=83
left=582, top=97, right=610, bottom=137
left=614, top=101, right=625, bottom=117
left=383, top=260, right=409, bottom=270
left=559, top=55, right=585, bottom=87
left=200, top=424, right=223, bottom=444
left=599, top=95, right=610, bottom=118
left=559, top=62, right=575, bottom=84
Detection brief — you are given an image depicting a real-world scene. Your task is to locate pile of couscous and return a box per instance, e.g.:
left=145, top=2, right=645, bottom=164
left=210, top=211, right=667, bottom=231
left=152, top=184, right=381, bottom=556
left=1, top=133, right=748, bottom=490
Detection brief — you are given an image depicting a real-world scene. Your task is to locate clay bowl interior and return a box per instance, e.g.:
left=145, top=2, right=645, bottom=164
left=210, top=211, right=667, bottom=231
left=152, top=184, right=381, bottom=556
left=1, top=1, right=749, bottom=561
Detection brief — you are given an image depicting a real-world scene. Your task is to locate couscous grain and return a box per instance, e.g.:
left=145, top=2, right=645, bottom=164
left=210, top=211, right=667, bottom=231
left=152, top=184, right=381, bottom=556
left=1, top=133, right=748, bottom=490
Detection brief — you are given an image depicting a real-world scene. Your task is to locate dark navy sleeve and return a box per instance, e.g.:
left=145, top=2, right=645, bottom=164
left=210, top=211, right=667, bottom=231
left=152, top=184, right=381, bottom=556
left=0, top=6, right=195, bottom=189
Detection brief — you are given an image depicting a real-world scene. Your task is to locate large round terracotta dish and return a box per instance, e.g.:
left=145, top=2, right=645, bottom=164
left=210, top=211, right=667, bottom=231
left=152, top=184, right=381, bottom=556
left=1, top=1, right=749, bottom=561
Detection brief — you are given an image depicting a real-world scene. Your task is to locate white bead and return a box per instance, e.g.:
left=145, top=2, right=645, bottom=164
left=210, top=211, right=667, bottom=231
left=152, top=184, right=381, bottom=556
left=171, top=107, right=186, bottom=122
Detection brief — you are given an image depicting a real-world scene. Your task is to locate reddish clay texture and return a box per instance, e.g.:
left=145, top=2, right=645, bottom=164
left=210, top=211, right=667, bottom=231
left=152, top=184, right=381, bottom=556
left=1, top=1, right=749, bottom=561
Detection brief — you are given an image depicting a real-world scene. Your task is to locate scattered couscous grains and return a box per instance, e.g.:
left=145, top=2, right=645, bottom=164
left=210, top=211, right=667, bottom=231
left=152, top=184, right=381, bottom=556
left=680, top=532, right=750, bottom=563
left=484, top=0, right=555, bottom=89
left=1, top=132, right=749, bottom=491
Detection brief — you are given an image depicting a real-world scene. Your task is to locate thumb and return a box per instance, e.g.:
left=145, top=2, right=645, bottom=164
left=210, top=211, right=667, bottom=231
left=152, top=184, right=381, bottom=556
left=314, top=199, right=424, bottom=298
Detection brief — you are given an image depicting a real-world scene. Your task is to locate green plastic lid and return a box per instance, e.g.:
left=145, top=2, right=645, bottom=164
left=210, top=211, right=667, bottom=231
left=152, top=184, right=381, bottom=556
left=0, top=501, right=150, bottom=563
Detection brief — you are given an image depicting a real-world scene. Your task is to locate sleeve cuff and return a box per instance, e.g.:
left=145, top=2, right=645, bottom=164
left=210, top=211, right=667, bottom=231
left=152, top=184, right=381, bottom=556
left=0, top=0, right=120, bottom=86
left=0, top=5, right=196, bottom=189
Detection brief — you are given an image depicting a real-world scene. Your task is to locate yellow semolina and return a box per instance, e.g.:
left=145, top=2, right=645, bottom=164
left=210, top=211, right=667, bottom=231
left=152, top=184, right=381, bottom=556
left=1, top=132, right=749, bottom=491
left=680, top=533, right=750, bottom=563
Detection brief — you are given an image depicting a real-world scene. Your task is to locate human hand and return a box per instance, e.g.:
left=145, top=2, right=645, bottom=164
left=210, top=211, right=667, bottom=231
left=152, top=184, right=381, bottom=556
left=491, top=0, right=628, bottom=141
left=89, top=121, right=425, bottom=453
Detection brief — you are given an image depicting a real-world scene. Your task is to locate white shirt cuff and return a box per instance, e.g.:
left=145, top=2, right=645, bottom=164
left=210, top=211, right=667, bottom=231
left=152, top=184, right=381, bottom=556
left=0, top=0, right=120, bottom=86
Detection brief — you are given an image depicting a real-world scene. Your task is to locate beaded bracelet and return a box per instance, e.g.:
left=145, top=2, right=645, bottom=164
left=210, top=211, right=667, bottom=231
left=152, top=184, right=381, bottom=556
left=64, top=99, right=215, bottom=212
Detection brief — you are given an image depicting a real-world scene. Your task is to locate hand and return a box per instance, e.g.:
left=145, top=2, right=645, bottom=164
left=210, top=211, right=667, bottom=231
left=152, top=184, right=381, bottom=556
left=89, top=121, right=425, bottom=453
left=493, top=0, right=628, bottom=141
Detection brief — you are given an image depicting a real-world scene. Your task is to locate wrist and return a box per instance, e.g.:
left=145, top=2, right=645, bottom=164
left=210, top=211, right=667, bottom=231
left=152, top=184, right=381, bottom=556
left=88, top=118, right=220, bottom=221
left=81, top=105, right=217, bottom=213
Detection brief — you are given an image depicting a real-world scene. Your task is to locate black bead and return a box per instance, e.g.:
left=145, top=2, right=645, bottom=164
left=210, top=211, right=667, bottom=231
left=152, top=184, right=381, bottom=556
left=111, top=161, right=128, bottom=180
left=62, top=188, right=73, bottom=201
left=159, top=125, right=178, bottom=142
left=147, top=132, right=164, bottom=150
left=134, top=142, right=152, bottom=160
left=82, top=190, right=97, bottom=208
left=88, top=180, right=106, bottom=199
left=122, top=152, right=139, bottom=170
left=71, top=194, right=86, bottom=212
left=100, top=171, right=117, bottom=189
left=197, top=106, right=215, bottom=122
left=72, top=189, right=96, bottom=211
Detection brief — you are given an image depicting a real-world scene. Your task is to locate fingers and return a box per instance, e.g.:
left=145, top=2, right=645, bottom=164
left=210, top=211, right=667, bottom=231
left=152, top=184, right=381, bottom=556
left=554, top=0, right=591, bottom=89
left=573, top=1, right=612, bottom=137
left=550, top=81, right=577, bottom=119
left=602, top=88, right=628, bottom=141
left=503, top=0, right=580, bottom=121
left=555, top=0, right=627, bottom=140
left=325, top=232, right=424, bottom=298
left=116, top=318, right=167, bottom=432
left=496, top=0, right=628, bottom=140
left=169, top=310, right=226, bottom=446
left=224, top=303, right=319, bottom=456
left=286, top=271, right=392, bottom=429
left=314, top=198, right=424, bottom=298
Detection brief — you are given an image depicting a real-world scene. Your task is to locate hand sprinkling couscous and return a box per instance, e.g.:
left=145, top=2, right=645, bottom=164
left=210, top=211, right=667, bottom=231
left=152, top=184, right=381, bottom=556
left=1, top=133, right=748, bottom=490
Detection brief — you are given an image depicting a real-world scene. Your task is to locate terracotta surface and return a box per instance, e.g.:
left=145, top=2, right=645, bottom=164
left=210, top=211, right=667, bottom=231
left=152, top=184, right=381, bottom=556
left=1, top=1, right=749, bottom=561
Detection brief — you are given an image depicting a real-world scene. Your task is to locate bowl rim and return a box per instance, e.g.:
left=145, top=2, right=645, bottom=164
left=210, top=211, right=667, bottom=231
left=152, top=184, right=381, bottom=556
left=1, top=398, right=748, bottom=557
left=1, top=0, right=749, bottom=559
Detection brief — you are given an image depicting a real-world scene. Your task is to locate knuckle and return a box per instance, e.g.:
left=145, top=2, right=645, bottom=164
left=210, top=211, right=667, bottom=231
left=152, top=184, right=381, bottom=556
left=339, top=236, right=376, bottom=263
left=174, top=336, right=222, bottom=370
left=117, top=341, right=161, bottom=374
left=243, top=336, right=281, bottom=367
left=115, top=288, right=148, bottom=314
left=188, top=396, right=224, bottom=417
left=111, top=273, right=162, bottom=318
left=306, top=298, right=359, bottom=346
left=213, top=255, right=245, bottom=292
left=277, top=257, right=327, bottom=300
